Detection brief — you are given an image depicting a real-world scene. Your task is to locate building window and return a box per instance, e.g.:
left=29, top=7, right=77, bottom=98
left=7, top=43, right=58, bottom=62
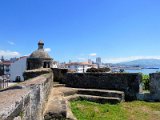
left=43, top=62, right=47, bottom=68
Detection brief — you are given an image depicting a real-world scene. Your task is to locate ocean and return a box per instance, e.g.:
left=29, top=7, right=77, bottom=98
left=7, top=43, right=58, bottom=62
left=125, top=69, right=160, bottom=75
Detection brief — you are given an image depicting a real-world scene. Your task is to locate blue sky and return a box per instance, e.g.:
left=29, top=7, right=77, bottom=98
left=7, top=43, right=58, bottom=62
left=0, top=0, right=160, bottom=63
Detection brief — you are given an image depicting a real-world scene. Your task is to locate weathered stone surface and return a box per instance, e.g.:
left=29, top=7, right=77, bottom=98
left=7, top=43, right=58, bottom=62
left=44, top=87, right=80, bottom=120
left=150, top=73, right=160, bottom=101
left=23, top=68, right=52, bottom=80
left=137, top=92, right=154, bottom=101
left=78, top=95, right=121, bottom=104
left=52, top=68, right=68, bottom=82
left=13, top=116, right=22, bottom=120
left=0, top=88, right=29, bottom=120
left=61, top=73, right=141, bottom=101
left=77, top=88, right=124, bottom=101
left=44, top=86, right=124, bottom=120
left=44, top=88, right=67, bottom=120
left=0, top=71, right=53, bottom=120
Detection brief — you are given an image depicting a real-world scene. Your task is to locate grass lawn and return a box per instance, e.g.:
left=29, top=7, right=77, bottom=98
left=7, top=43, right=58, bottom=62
left=71, top=100, right=160, bottom=120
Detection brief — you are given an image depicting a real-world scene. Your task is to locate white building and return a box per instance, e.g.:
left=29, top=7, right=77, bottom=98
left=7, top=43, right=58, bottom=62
left=10, top=56, right=28, bottom=82
left=52, top=61, right=58, bottom=68
left=65, top=62, right=97, bottom=73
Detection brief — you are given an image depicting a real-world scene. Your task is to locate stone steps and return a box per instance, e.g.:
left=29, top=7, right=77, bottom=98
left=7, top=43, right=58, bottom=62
left=78, top=94, right=121, bottom=104
left=58, top=87, right=124, bottom=102
left=77, top=88, right=124, bottom=102
left=44, top=87, right=125, bottom=120
left=53, top=82, right=60, bottom=84
left=53, top=84, right=66, bottom=87
left=53, top=82, right=66, bottom=87
left=65, top=94, right=121, bottom=104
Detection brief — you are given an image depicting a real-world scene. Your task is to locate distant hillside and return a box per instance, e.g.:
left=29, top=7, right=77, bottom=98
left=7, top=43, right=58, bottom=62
left=117, top=59, right=160, bottom=67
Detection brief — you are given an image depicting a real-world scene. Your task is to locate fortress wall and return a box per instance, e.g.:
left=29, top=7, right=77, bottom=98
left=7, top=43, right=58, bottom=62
left=51, top=68, right=68, bottom=82
left=150, top=73, right=160, bottom=101
left=0, top=69, right=53, bottom=120
left=61, top=73, right=141, bottom=101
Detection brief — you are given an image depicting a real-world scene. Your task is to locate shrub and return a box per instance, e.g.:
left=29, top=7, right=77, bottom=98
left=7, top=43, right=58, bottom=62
left=119, top=69, right=125, bottom=73
left=141, top=74, right=150, bottom=90
left=86, top=67, right=111, bottom=73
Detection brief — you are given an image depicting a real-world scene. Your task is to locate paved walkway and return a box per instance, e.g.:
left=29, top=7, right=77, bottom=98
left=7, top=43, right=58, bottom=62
left=8, top=82, right=17, bottom=87
left=0, top=82, right=17, bottom=89
left=44, top=86, right=124, bottom=120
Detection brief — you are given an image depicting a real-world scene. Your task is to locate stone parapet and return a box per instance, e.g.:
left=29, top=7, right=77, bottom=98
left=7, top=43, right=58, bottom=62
left=23, top=68, right=52, bottom=80
left=0, top=71, right=53, bottom=120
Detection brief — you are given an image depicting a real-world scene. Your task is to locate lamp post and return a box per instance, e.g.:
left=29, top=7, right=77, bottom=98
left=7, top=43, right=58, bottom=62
left=83, top=65, right=85, bottom=73
left=3, top=63, right=5, bottom=88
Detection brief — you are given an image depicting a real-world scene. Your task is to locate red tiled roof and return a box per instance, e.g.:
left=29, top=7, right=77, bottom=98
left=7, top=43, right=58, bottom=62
left=66, top=61, right=93, bottom=66
left=0, top=61, right=12, bottom=65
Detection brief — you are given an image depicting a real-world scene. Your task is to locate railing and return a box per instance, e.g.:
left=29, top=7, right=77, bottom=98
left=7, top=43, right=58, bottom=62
left=0, top=78, right=9, bottom=89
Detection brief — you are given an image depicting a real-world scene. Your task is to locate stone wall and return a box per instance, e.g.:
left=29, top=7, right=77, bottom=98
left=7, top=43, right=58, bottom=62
left=150, top=73, right=160, bottom=101
left=27, top=58, right=43, bottom=70
left=0, top=70, right=53, bottom=120
left=61, top=73, right=141, bottom=101
left=51, top=68, right=68, bottom=82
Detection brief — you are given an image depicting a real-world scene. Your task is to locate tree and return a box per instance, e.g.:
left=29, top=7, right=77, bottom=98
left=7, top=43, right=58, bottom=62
left=119, top=69, right=125, bottom=73
left=86, top=67, right=111, bottom=73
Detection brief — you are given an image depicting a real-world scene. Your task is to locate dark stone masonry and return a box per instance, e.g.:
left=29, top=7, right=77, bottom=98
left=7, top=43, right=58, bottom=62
left=61, top=73, right=142, bottom=101
left=51, top=68, right=68, bottom=82
left=150, top=73, right=160, bottom=101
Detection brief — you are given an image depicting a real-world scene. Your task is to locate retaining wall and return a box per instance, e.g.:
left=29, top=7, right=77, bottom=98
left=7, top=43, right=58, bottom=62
left=61, top=73, right=141, bottom=101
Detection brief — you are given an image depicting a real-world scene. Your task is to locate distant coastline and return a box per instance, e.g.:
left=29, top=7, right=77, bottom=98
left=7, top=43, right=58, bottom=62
left=125, top=68, right=160, bottom=75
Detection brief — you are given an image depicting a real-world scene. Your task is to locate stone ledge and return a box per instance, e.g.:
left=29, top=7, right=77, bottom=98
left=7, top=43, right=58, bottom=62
left=0, top=72, right=53, bottom=120
left=21, top=73, right=52, bottom=87
left=0, top=89, right=30, bottom=120
left=24, top=68, right=52, bottom=73
left=23, top=68, right=52, bottom=80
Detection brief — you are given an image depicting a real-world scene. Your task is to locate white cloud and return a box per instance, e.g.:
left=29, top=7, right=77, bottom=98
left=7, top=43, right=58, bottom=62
left=103, top=56, right=160, bottom=63
left=77, top=57, right=87, bottom=61
left=44, top=48, right=51, bottom=52
left=8, top=41, right=15, bottom=45
left=0, top=50, right=20, bottom=58
left=89, top=53, right=97, bottom=57
left=73, top=53, right=97, bottom=62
